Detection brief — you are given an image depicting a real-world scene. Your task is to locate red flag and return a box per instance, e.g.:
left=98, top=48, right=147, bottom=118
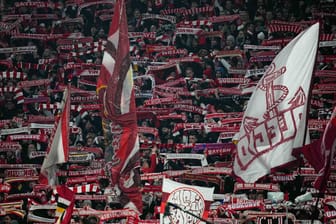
left=54, top=185, right=75, bottom=224
left=39, top=88, right=70, bottom=185
left=97, top=0, right=142, bottom=213
left=303, top=107, right=336, bottom=192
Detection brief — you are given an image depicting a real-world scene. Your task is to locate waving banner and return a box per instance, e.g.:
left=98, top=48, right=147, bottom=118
left=96, top=0, right=142, bottom=214
left=233, top=23, right=320, bottom=183
left=40, top=87, right=70, bottom=186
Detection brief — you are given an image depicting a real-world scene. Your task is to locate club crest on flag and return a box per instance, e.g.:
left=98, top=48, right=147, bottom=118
left=166, top=187, right=205, bottom=224
left=160, top=178, right=214, bottom=224
left=237, top=62, right=306, bottom=170
left=233, top=22, right=320, bottom=183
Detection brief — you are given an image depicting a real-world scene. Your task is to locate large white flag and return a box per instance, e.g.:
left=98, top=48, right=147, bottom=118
left=160, top=178, right=214, bottom=224
left=233, top=23, right=319, bottom=183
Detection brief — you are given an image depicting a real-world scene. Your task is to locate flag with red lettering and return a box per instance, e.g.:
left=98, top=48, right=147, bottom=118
left=40, top=87, right=70, bottom=186
left=160, top=178, right=214, bottom=224
left=96, top=0, right=142, bottom=213
left=303, top=107, right=336, bottom=192
left=233, top=23, right=320, bottom=183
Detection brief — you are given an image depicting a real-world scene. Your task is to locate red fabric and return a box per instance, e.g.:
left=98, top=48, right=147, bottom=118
left=198, top=35, right=207, bottom=46
left=141, top=153, right=157, bottom=173
left=97, top=0, right=142, bottom=213
left=55, top=185, right=75, bottom=224
left=301, top=139, right=324, bottom=171
left=302, top=107, right=336, bottom=192
left=98, top=0, right=137, bottom=125
left=313, top=107, right=336, bottom=192
left=203, top=67, right=213, bottom=78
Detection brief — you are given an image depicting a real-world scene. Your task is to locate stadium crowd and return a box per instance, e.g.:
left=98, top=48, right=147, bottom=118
left=0, top=0, right=336, bottom=223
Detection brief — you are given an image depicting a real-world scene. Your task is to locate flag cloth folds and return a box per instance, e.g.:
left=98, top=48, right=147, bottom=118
left=160, top=178, right=214, bottom=224
left=302, top=107, right=336, bottom=192
left=96, top=0, right=142, bottom=213
left=40, top=87, right=70, bottom=186
left=233, top=23, right=320, bottom=183
left=54, top=185, right=75, bottom=224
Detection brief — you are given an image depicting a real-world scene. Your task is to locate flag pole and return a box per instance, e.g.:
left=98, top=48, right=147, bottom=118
left=297, top=23, right=321, bottom=194
left=58, top=75, right=72, bottom=185
left=64, top=75, right=72, bottom=183
left=306, top=22, right=321, bottom=224
left=301, top=22, right=321, bottom=152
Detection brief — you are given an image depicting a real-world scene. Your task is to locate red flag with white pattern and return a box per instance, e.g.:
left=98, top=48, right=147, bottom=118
left=96, top=0, right=142, bottom=214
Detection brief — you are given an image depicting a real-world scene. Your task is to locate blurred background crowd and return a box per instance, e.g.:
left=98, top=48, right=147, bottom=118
left=0, top=0, right=336, bottom=223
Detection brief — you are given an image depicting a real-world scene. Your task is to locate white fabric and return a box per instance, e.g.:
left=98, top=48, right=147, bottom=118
left=40, top=88, right=69, bottom=186
left=233, top=23, right=320, bottom=183
left=160, top=178, right=214, bottom=224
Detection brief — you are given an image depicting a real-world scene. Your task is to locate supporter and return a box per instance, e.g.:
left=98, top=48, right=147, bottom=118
left=159, top=125, right=172, bottom=144
left=21, top=142, right=39, bottom=164
left=2, top=98, right=17, bottom=119
left=1, top=215, right=19, bottom=224
left=141, top=146, right=157, bottom=174
left=80, top=215, right=99, bottom=224
left=5, top=151, right=17, bottom=164
left=129, top=8, right=143, bottom=32
left=0, top=153, right=6, bottom=164
left=160, top=138, right=175, bottom=153
left=238, top=211, right=255, bottom=224
left=83, top=200, right=93, bottom=208
left=188, top=133, right=199, bottom=144
left=224, top=34, right=237, bottom=50
left=239, top=10, right=251, bottom=26
left=82, top=137, right=92, bottom=148
left=235, top=30, right=246, bottom=49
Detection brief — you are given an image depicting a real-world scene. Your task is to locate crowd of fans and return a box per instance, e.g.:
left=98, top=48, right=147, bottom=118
left=0, top=0, right=336, bottom=223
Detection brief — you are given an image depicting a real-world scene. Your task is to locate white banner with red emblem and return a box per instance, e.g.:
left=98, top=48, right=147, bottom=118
left=233, top=23, right=320, bottom=183
left=160, top=178, right=214, bottom=224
